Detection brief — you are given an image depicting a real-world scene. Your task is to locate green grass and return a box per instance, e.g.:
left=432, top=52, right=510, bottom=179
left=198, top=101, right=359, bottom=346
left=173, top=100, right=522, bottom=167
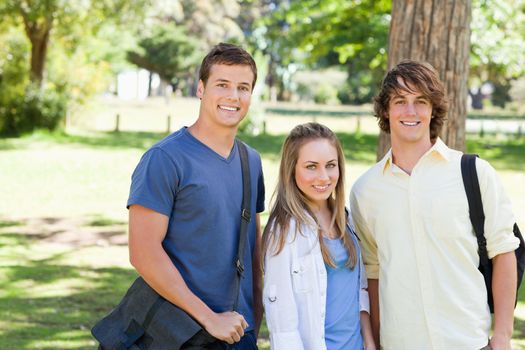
left=1, top=129, right=525, bottom=349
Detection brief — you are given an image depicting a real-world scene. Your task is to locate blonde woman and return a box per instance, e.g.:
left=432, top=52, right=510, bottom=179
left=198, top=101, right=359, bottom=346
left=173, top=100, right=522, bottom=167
left=262, top=123, right=375, bottom=350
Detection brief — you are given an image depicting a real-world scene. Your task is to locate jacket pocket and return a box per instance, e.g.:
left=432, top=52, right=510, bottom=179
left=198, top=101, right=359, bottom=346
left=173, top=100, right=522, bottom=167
left=291, top=255, right=313, bottom=293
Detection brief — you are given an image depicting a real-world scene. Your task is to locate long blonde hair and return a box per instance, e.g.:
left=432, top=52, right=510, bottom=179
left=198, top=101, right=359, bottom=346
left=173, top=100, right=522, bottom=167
left=262, top=122, right=357, bottom=268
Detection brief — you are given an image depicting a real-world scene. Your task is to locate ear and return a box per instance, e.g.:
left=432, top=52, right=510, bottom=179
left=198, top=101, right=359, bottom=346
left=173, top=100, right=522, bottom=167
left=196, top=80, right=205, bottom=99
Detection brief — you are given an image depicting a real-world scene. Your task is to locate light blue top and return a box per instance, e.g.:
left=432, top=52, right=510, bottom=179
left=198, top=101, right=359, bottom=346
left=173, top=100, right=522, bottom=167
left=324, top=234, right=363, bottom=350
left=127, top=127, right=265, bottom=330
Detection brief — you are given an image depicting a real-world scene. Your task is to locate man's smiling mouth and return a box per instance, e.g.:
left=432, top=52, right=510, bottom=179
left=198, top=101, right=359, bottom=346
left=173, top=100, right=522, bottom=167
left=219, top=105, right=239, bottom=111
left=401, top=121, right=420, bottom=126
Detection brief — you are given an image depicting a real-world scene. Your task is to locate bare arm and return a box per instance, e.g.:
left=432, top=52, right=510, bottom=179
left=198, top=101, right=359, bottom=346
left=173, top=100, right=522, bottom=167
left=368, top=279, right=380, bottom=348
left=128, top=204, right=247, bottom=344
left=360, top=311, right=376, bottom=349
left=252, top=214, right=263, bottom=338
left=490, top=251, right=517, bottom=350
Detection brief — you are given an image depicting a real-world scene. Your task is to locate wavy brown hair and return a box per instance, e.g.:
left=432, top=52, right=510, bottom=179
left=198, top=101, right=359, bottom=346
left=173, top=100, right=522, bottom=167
left=262, top=123, right=357, bottom=269
left=374, top=60, right=448, bottom=141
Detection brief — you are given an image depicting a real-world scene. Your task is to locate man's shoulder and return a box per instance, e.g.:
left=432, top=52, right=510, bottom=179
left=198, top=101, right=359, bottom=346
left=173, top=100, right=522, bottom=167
left=352, top=161, right=385, bottom=193
left=152, top=128, right=188, bottom=151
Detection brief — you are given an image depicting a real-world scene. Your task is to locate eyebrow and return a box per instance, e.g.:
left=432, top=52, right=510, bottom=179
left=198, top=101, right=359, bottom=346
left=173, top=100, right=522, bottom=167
left=215, top=78, right=252, bottom=88
left=391, top=93, right=429, bottom=100
left=302, top=159, right=338, bottom=164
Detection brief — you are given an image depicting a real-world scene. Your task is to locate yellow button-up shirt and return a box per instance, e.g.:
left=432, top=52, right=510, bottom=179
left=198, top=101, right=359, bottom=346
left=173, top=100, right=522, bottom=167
left=350, top=138, right=518, bottom=350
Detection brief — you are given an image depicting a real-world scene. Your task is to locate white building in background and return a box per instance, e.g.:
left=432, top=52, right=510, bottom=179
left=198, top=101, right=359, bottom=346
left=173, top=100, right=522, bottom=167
left=116, top=69, right=161, bottom=100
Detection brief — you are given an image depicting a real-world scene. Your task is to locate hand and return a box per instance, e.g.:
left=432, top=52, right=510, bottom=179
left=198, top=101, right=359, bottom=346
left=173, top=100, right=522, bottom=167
left=489, top=333, right=512, bottom=350
left=364, top=339, right=377, bottom=350
left=203, top=311, right=248, bottom=344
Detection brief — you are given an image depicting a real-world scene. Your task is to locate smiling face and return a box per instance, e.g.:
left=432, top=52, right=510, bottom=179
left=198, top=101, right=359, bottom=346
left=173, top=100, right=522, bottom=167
left=387, top=78, right=433, bottom=149
left=196, top=64, right=254, bottom=130
left=294, top=138, right=340, bottom=209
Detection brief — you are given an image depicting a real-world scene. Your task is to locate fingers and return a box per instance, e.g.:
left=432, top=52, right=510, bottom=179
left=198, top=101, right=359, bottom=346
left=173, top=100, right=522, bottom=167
left=208, top=311, right=249, bottom=344
left=241, top=318, right=249, bottom=330
left=233, top=311, right=249, bottom=330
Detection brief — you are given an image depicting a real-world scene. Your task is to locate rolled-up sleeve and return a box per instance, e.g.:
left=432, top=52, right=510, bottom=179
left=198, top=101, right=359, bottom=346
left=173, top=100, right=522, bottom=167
left=359, top=256, right=370, bottom=313
left=477, top=159, right=519, bottom=258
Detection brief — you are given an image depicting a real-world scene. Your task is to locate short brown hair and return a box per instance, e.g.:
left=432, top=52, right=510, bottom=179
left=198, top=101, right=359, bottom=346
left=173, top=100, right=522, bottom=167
left=374, top=60, right=448, bottom=141
left=199, top=42, right=257, bottom=90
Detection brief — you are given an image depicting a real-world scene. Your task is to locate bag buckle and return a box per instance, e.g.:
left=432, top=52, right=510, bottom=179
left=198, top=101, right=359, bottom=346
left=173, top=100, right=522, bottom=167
left=241, top=209, right=251, bottom=222
left=236, top=259, right=244, bottom=276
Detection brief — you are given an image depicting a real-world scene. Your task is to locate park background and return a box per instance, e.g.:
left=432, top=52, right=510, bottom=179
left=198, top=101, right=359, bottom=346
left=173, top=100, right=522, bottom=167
left=1, top=0, right=525, bottom=349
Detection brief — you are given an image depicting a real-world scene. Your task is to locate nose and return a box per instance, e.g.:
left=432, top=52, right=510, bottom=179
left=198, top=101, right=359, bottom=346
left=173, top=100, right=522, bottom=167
left=318, top=167, right=330, bottom=181
left=227, top=87, right=239, bottom=100
left=405, top=102, right=416, bottom=115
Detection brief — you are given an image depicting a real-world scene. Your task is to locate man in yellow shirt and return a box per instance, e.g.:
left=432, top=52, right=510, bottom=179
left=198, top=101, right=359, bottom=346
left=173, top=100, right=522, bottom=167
left=350, top=60, right=518, bottom=350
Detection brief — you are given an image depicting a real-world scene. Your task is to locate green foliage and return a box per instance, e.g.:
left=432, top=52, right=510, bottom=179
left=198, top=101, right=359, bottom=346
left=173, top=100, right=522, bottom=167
left=0, top=28, right=28, bottom=102
left=127, top=24, right=204, bottom=84
left=470, top=0, right=525, bottom=107
left=1, top=84, right=67, bottom=136
left=313, top=83, right=339, bottom=104
left=260, top=0, right=390, bottom=104
left=0, top=0, right=150, bottom=136
left=0, top=25, right=67, bottom=136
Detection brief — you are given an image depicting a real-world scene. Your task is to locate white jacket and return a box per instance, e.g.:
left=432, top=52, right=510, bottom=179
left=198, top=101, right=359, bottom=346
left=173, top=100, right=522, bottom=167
left=263, top=217, right=370, bottom=350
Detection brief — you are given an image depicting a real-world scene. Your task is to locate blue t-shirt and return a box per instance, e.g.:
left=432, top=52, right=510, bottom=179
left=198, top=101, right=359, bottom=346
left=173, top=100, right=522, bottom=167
left=324, top=234, right=363, bottom=350
left=127, top=127, right=265, bottom=330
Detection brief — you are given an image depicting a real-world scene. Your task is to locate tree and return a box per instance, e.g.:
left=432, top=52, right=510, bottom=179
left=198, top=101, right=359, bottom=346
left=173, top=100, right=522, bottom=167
left=377, top=0, right=471, bottom=159
left=179, top=0, right=245, bottom=46
left=0, top=0, right=149, bottom=88
left=0, top=0, right=149, bottom=135
left=127, top=25, right=203, bottom=89
left=260, top=0, right=391, bottom=103
left=470, top=0, right=525, bottom=108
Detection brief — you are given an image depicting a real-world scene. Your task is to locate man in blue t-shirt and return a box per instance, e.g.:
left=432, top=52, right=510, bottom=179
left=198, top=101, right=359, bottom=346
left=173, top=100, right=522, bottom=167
left=127, top=43, right=265, bottom=349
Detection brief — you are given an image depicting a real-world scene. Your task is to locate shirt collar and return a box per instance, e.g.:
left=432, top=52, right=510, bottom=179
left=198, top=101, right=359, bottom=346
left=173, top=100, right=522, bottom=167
left=381, top=137, right=450, bottom=174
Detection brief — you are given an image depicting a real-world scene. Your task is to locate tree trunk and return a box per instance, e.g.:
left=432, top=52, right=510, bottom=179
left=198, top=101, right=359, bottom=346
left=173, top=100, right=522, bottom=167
left=377, top=0, right=471, bottom=159
left=21, top=10, right=53, bottom=87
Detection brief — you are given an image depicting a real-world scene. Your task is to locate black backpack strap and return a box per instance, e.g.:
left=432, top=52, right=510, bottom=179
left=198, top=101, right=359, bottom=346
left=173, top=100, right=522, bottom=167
left=233, top=139, right=251, bottom=311
left=460, top=154, right=489, bottom=268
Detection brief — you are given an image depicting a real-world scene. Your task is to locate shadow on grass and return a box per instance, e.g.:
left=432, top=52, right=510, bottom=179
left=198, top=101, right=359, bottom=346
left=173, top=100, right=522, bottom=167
left=0, top=219, right=24, bottom=228
left=86, top=215, right=126, bottom=227
left=0, top=217, right=133, bottom=349
left=0, top=217, right=127, bottom=249
left=2, top=130, right=524, bottom=171
left=0, top=262, right=137, bottom=350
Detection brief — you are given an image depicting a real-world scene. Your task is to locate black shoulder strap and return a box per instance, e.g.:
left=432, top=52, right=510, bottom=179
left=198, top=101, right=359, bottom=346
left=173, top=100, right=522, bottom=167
left=461, top=154, right=489, bottom=267
left=233, top=139, right=251, bottom=311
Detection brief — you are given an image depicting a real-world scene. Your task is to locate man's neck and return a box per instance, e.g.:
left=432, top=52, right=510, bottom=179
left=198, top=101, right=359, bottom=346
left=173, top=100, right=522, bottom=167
left=187, top=121, right=237, bottom=158
left=391, top=139, right=433, bottom=175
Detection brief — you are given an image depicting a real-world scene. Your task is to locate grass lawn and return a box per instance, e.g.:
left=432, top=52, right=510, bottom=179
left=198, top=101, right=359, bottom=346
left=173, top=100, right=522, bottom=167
left=1, top=127, right=525, bottom=349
